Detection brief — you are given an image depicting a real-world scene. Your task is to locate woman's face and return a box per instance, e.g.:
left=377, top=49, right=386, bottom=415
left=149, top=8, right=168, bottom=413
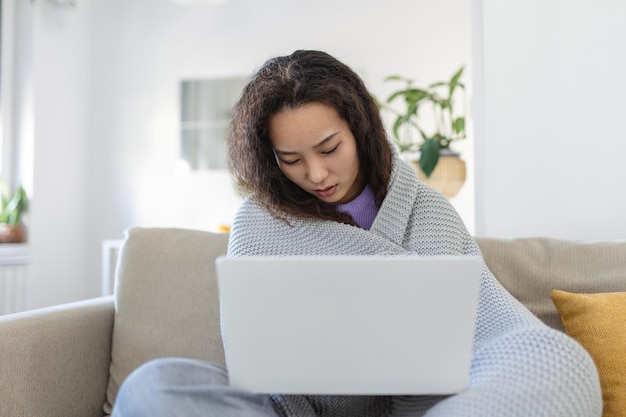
left=268, top=102, right=365, bottom=205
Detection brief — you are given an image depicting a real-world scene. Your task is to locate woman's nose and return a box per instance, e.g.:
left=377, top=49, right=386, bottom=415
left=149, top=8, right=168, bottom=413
left=307, top=159, right=328, bottom=184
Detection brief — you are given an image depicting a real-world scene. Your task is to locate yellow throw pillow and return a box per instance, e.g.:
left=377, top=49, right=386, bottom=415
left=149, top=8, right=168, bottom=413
left=550, top=290, right=626, bottom=417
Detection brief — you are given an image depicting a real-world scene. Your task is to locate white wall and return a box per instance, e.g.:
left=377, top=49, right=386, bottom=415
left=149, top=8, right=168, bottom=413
left=22, top=0, right=473, bottom=309
left=474, top=0, right=626, bottom=240
left=29, top=0, right=92, bottom=308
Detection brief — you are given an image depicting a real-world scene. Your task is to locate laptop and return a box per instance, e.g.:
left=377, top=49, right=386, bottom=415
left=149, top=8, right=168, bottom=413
left=215, top=255, right=481, bottom=395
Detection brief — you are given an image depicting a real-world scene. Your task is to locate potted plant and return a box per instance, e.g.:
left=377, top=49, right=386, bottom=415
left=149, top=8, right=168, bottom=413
left=0, top=179, right=29, bottom=244
left=378, top=66, right=467, bottom=198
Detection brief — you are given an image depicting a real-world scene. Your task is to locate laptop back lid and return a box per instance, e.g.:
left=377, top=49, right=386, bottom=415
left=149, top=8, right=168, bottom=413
left=216, top=256, right=481, bottom=395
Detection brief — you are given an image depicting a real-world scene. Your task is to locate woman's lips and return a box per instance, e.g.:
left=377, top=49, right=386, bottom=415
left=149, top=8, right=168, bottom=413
left=315, top=185, right=337, bottom=198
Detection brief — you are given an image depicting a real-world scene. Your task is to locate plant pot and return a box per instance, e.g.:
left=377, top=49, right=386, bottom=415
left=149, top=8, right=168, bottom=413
left=0, top=224, right=26, bottom=244
left=412, top=151, right=467, bottom=199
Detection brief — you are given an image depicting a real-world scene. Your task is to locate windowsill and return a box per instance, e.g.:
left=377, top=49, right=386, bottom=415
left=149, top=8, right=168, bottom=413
left=0, top=243, right=31, bottom=265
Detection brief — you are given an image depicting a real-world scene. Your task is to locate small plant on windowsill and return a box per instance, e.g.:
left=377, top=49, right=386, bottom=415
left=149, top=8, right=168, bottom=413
left=0, top=180, right=29, bottom=244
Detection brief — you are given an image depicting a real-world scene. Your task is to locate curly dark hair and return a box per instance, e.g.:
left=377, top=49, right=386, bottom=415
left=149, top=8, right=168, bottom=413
left=227, top=50, right=393, bottom=225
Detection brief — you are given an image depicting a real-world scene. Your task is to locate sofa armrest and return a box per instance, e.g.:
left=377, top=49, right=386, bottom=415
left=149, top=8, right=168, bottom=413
left=0, top=296, right=115, bottom=417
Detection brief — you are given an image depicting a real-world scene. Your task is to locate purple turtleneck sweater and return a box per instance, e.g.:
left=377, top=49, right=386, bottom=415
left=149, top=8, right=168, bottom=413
left=335, top=184, right=379, bottom=230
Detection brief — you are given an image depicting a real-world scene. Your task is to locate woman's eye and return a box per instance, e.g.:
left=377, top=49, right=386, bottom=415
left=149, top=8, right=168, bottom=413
left=282, top=159, right=300, bottom=166
left=322, top=144, right=340, bottom=155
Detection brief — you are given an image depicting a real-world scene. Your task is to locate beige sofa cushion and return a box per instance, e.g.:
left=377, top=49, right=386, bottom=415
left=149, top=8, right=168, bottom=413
left=476, top=237, right=626, bottom=331
left=104, top=227, right=229, bottom=414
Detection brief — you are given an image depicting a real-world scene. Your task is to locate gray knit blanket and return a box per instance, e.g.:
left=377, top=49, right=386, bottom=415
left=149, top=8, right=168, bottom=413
left=227, top=155, right=602, bottom=417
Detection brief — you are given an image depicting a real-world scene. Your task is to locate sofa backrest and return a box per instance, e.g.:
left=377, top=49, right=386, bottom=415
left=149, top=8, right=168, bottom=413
left=104, top=227, right=229, bottom=415
left=476, top=237, right=626, bottom=331
left=103, top=228, right=626, bottom=413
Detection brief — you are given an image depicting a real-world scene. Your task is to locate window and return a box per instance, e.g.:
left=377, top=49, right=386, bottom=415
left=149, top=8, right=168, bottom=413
left=1, top=0, right=34, bottom=193
left=179, top=77, right=247, bottom=171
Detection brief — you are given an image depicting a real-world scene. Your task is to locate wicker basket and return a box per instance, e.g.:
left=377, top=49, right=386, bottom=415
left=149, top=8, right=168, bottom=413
left=412, top=155, right=467, bottom=199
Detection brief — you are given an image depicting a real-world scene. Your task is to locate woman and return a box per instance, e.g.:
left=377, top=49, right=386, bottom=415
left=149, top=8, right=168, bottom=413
left=112, top=50, right=601, bottom=417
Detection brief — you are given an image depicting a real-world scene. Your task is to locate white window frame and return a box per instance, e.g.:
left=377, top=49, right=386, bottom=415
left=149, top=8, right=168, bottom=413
left=1, top=0, right=17, bottom=186
left=1, top=0, right=34, bottom=194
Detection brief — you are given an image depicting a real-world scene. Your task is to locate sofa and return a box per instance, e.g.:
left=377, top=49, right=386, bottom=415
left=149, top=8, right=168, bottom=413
left=1, top=227, right=624, bottom=417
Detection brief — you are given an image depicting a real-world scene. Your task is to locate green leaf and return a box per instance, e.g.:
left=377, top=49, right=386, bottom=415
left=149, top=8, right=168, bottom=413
left=0, top=181, right=29, bottom=226
left=450, top=66, right=464, bottom=85
left=388, top=88, right=429, bottom=106
left=386, top=89, right=409, bottom=103
left=419, top=138, right=440, bottom=177
left=392, top=115, right=405, bottom=141
left=4, top=194, right=20, bottom=215
left=448, top=66, right=464, bottom=97
left=453, top=117, right=465, bottom=134
left=384, top=75, right=410, bottom=82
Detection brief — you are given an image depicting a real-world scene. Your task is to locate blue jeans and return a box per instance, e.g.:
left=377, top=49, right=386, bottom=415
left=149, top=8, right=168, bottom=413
left=111, top=358, right=281, bottom=417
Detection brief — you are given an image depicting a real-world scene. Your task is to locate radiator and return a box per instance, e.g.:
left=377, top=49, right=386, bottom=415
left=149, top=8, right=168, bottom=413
left=101, top=239, right=123, bottom=296
left=0, top=246, right=30, bottom=315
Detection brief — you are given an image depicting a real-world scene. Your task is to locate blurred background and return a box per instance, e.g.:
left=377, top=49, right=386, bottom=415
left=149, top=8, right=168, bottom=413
left=2, top=0, right=625, bottom=312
